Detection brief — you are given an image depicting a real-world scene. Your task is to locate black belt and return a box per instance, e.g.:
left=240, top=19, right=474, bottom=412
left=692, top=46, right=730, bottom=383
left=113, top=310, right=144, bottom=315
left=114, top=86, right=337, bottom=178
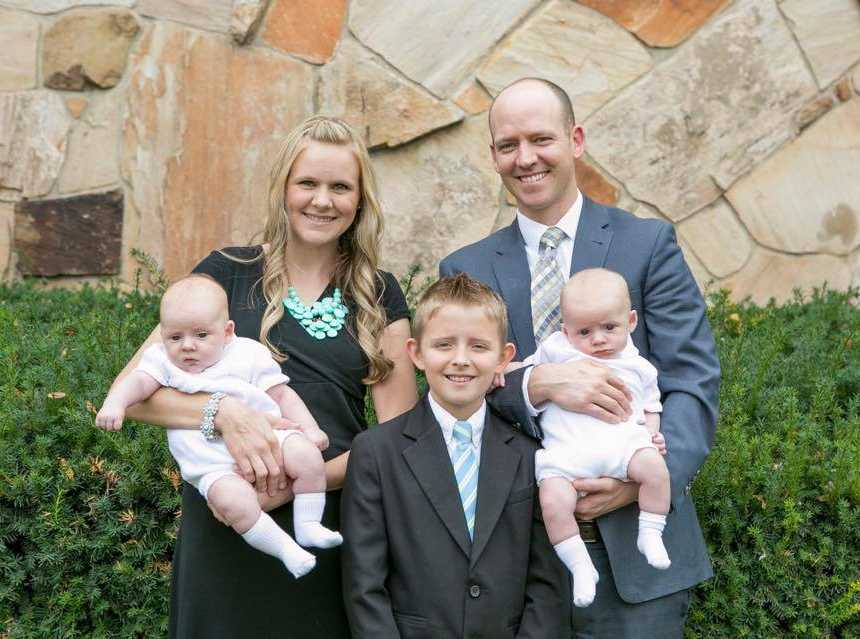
left=576, top=520, right=601, bottom=544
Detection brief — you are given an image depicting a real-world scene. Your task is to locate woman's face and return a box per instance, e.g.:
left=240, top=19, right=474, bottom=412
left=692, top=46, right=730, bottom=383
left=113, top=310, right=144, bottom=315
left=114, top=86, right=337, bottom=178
left=284, top=141, right=361, bottom=251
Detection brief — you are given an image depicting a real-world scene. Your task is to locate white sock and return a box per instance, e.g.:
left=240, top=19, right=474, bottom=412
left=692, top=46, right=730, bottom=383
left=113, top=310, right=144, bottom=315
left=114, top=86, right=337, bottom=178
left=293, top=492, right=343, bottom=549
left=241, top=513, right=316, bottom=578
left=637, top=511, right=671, bottom=570
left=554, top=535, right=599, bottom=607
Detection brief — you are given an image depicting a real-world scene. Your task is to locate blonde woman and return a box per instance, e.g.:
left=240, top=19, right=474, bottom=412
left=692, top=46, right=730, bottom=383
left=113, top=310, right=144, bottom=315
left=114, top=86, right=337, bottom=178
left=115, top=116, right=418, bottom=637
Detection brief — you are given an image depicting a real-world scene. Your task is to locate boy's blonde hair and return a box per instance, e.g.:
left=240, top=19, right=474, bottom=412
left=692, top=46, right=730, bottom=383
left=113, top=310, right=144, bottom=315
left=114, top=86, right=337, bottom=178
left=413, top=274, right=508, bottom=344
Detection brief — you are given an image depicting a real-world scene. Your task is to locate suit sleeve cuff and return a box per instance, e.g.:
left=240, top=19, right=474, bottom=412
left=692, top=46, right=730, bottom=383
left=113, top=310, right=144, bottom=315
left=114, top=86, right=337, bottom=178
left=521, top=365, right=540, bottom=417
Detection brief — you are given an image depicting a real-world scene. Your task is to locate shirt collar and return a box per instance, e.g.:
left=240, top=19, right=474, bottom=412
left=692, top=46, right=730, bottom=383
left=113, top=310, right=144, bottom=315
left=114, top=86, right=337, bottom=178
left=427, top=392, right=486, bottom=449
left=516, top=189, right=583, bottom=251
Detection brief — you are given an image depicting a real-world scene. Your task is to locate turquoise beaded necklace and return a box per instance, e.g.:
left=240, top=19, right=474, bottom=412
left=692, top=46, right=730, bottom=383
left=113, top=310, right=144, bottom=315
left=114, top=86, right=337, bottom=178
left=284, top=286, right=349, bottom=340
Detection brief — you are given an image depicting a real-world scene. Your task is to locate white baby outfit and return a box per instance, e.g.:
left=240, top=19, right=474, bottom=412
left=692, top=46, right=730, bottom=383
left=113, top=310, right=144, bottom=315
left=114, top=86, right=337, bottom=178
left=525, top=332, right=662, bottom=484
left=136, top=337, right=298, bottom=499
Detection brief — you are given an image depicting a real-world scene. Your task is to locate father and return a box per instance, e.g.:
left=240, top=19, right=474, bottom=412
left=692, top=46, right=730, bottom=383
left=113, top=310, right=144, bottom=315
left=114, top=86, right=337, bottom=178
left=440, top=78, right=720, bottom=637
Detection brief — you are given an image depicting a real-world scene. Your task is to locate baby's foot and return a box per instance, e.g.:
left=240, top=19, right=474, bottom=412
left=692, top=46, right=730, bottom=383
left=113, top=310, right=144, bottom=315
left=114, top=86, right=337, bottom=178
left=295, top=522, right=343, bottom=549
left=637, top=531, right=671, bottom=570
left=572, top=563, right=600, bottom=607
left=280, top=537, right=317, bottom=578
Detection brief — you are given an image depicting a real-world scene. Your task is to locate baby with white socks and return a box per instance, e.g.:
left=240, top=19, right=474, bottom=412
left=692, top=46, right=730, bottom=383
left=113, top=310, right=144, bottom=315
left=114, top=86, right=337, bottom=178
left=97, top=274, right=342, bottom=578
left=508, top=268, right=671, bottom=608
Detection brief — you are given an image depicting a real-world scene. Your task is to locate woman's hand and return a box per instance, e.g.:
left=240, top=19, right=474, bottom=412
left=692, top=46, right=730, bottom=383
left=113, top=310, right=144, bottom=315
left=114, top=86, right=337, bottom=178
left=216, top=396, right=286, bottom=495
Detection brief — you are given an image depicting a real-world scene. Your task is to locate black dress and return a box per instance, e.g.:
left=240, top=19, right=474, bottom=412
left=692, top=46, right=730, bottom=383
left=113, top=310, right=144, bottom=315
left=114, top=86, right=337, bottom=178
left=168, top=246, right=409, bottom=638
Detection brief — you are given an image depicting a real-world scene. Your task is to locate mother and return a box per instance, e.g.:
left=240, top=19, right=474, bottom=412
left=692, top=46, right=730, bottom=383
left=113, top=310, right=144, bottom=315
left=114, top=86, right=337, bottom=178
left=118, top=116, right=418, bottom=637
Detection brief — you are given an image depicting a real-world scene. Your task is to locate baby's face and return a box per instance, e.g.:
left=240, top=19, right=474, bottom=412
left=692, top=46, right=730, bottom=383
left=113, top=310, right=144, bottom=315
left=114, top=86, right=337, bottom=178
left=160, top=300, right=233, bottom=373
left=561, top=298, right=635, bottom=359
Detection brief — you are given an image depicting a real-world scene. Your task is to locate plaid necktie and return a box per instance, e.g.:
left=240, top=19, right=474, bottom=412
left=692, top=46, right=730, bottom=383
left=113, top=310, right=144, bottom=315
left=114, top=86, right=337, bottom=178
left=451, top=420, right=478, bottom=540
left=531, top=226, right=566, bottom=342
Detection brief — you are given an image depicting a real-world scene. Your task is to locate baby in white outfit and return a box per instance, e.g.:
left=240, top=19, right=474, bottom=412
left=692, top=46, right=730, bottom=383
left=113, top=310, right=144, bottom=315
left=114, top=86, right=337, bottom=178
left=96, top=274, right=342, bottom=578
left=509, top=268, right=671, bottom=608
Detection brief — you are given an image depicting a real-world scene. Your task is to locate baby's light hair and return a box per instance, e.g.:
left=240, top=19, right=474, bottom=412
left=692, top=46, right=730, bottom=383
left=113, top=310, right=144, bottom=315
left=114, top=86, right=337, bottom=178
left=413, top=274, right=508, bottom=345
left=561, top=268, right=631, bottom=315
left=159, top=274, right=229, bottom=323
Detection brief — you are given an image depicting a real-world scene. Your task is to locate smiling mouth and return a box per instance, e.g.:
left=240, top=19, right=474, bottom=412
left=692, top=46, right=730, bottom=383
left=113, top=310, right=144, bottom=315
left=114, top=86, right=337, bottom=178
left=517, top=171, right=548, bottom=184
left=303, top=212, right=337, bottom=225
left=445, top=374, right=475, bottom=383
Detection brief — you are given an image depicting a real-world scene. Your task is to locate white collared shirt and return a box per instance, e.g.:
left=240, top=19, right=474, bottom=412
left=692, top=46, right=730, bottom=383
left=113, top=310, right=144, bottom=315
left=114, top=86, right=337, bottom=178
left=516, top=190, right=583, bottom=417
left=427, top=392, right=486, bottom=465
left=516, top=189, right=583, bottom=278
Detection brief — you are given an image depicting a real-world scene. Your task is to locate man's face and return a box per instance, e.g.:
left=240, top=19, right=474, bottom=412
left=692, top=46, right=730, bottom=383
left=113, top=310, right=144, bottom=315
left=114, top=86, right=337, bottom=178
left=407, top=304, right=515, bottom=420
left=489, top=83, right=584, bottom=224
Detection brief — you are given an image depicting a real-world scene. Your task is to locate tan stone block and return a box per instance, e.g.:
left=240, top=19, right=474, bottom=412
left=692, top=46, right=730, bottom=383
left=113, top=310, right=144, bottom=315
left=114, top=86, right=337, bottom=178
left=0, top=92, right=71, bottom=198
left=719, top=248, right=852, bottom=305
left=0, top=9, right=38, bottom=91
left=854, top=66, right=860, bottom=94
left=677, top=199, right=751, bottom=278
left=728, top=100, right=860, bottom=256
left=122, top=23, right=314, bottom=282
left=137, top=0, right=233, bottom=33
left=230, top=0, right=268, bottom=45
left=263, top=0, right=346, bottom=64
left=586, top=0, right=817, bottom=221
left=318, top=39, right=463, bottom=149
left=579, top=0, right=730, bottom=48
left=836, top=77, right=853, bottom=102
left=350, top=0, right=540, bottom=98
left=575, top=158, right=618, bottom=207
left=453, top=82, right=492, bottom=115
left=478, top=0, right=652, bottom=121
left=372, top=116, right=500, bottom=277
left=781, top=0, right=860, bottom=89
left=43, top=9, right=139, bottom=91
left=0, top=202, right=13, bottom=280
left=65, top=96, right=88, bottom=119
left=59, top=92, right=120, bottom=194
left=796, top=94, right=835, bottom=130
left=2, top=0, right=133, bottom=12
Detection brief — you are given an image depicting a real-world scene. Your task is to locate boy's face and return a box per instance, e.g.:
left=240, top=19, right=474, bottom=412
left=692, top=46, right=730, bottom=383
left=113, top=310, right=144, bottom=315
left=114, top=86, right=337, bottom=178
left=407, top=304, right=515, bottom=420
left=160, top=299, right=234, bottom=373
left=562, top=297, right=636, bottom=359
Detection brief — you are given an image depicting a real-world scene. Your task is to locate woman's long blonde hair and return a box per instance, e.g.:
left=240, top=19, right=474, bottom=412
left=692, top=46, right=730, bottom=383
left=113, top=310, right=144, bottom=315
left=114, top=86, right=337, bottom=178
left=252, top=116, right=392, bottom=384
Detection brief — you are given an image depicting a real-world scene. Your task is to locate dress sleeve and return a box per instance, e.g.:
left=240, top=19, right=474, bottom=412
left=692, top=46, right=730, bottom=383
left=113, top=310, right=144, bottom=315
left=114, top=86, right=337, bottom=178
left=640, top=358, right=663, bottom=413
left=247, top=339, right=290, bottom=390
left=377, top=271, right=410, bottom=325
left=135, top=344, right=171, bottom=386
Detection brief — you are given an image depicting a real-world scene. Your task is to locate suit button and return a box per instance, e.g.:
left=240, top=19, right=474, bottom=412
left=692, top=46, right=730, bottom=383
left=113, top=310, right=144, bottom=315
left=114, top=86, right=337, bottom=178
left=469, top=584, right=481, bottom=598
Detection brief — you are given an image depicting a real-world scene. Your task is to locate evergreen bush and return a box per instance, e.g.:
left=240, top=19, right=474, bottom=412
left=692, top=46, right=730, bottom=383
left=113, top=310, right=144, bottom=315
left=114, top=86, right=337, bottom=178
left=0, top=281, right=857, bottom=638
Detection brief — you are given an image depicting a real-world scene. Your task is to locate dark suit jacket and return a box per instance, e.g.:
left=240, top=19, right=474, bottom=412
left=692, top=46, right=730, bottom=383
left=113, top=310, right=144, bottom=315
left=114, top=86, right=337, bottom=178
left=342, top=395, right=570, bottom=639
left=439, top=195, right=720, bottom=603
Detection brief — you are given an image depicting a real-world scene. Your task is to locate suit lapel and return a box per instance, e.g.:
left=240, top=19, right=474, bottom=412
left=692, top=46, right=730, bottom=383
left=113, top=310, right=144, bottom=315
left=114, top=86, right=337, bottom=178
left=491, top=220, right=536, bottom=357
left=402, top=397, right=472, bottom=558
left=469, top=413, right=521, bottom=568
left=571, top=196, right=613, bottom=275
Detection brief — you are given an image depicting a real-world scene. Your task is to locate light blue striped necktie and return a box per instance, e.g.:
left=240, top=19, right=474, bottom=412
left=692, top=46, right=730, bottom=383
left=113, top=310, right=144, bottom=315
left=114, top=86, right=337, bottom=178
left=531, top=226, right=566, bottom=342
left=451, top=420, right=479, bottom=541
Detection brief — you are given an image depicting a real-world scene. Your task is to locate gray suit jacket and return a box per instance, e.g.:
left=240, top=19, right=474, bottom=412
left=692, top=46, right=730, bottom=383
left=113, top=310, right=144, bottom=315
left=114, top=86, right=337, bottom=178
left=439, top=196, right=720, bottom=603
left=342, top=396, right=570, bottom=638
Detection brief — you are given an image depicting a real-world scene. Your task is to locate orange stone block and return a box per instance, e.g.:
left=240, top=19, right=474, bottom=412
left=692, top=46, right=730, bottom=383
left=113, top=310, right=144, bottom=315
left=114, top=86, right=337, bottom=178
left=454, top=82, right=493, bottom=115
left=579, top=0, right=730, bottom=48
left=263, top=0, right=347, bottom=64
left=575, top=158, right=618, bottom=206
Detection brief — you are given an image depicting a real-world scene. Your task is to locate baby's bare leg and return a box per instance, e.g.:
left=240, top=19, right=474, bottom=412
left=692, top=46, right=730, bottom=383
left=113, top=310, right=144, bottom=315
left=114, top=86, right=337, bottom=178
left=627, top=448, right=671, bottom=570
left=207, top=475, right=315, bottom=578
left=540, top=477, right=599, bottom=608
left=282, top=434, right=342, bottom=549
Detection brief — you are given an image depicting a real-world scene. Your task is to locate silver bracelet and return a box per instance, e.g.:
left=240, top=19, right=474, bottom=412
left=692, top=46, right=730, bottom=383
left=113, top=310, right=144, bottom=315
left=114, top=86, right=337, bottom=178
left=201, top=392, right=226, bottom=441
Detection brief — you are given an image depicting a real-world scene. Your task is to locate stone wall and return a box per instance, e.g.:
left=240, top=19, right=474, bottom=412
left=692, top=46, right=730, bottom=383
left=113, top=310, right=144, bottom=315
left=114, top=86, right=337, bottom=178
left=1, top=0, right=859, bottom=303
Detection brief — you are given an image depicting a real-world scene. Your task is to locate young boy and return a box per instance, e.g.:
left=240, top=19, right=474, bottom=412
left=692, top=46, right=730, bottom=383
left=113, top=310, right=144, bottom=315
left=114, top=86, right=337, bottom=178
left=96, top=274, right=342, bottom=578
left=342, top=274, right=569, bottom=639
left=509, top=268, right=671, bottom=608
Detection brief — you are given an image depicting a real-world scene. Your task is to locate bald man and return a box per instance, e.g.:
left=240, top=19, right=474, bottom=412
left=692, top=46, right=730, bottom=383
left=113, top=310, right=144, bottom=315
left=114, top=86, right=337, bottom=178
left=440, top=78, right=720, bottom=638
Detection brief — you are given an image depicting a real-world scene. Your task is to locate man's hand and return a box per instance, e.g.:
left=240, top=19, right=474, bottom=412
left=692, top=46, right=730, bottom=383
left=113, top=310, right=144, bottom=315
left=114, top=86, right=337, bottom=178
left=216, top=396, right=286, bottom=496
left=572, top=477, right=638, bottom=520
left=529, top=360, right=633, bottom=422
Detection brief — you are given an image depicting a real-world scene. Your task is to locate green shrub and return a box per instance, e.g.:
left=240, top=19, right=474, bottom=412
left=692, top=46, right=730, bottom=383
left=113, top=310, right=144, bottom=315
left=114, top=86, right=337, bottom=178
left=0, top=281, right=858, bottom=638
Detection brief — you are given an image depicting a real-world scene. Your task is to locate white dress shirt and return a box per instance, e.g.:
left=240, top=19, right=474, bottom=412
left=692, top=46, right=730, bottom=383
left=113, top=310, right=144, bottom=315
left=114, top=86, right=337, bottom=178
left=517, top=190, right=584, bottom=416
left=427, top=392, right=486, bottom=465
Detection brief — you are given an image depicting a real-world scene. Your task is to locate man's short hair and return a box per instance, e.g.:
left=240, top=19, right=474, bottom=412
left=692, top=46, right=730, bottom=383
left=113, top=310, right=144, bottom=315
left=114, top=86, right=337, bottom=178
left=489, top=77, right=576, bottom=134
left=413, top=274, right=509, bottom=344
